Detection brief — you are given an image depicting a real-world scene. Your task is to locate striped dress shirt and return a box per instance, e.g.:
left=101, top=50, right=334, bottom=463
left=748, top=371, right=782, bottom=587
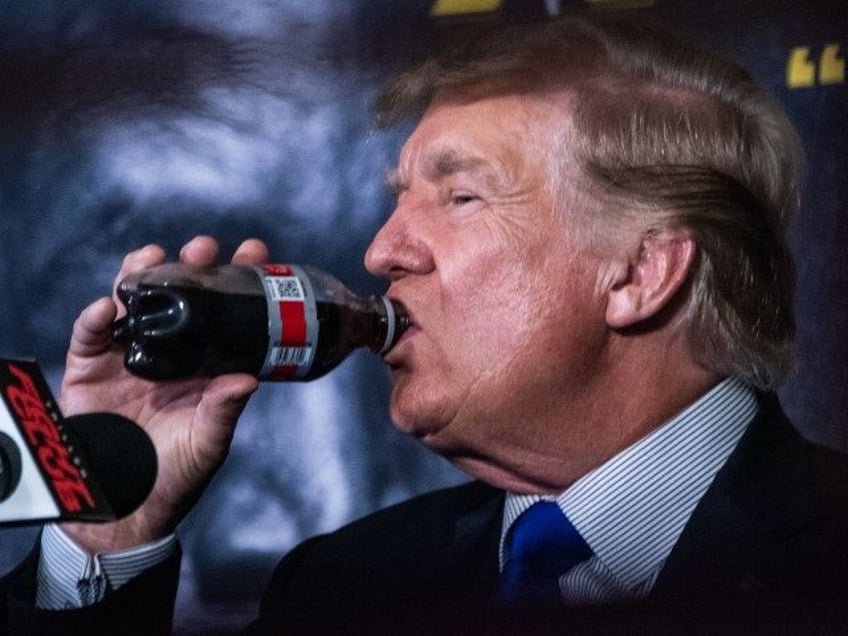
left=37, top=377, right=756, bottom=609
left=501, top=377, right=757, bottom=603
left=36, top=523, right=177, bottom=609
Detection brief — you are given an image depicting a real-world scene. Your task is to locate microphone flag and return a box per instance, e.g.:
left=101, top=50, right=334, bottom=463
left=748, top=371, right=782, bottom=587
left=0, top=357, right=115, bottom=526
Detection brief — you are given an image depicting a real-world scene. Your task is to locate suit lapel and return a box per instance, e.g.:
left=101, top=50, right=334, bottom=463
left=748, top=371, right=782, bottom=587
left=652, top=480, right=781, bottom=596
left=412, top=482, right=504, bottom=601
left=653, top=395, right=823, bottom=597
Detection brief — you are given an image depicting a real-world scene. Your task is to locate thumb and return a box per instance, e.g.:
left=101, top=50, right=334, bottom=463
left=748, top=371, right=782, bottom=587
left=193, top=374, right=260, bottom=458
left=68, top=297, right=118, bottom=358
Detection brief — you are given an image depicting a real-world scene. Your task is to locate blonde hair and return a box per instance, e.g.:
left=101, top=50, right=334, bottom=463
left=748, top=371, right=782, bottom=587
left=377, top=14, right=801, bottom=390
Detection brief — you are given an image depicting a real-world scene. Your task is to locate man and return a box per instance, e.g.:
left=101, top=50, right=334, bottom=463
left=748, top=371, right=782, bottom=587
left=4, top=13, right=847, bottom=635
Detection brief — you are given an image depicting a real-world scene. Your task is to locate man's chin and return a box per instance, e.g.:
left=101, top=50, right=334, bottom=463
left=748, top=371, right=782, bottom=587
left=388, top=382, right=444, bottom=435
left=388, top=409, right=444, bottom=440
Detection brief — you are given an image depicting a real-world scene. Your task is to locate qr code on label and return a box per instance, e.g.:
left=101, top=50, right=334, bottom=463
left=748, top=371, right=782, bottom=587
left=272, top=277, right=303, bottom=300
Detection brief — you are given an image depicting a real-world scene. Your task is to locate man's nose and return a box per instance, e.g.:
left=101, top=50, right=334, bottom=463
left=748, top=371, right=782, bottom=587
left=365, top=209, right=404, bottom=279
left=364, top=207, right=430, bottom=280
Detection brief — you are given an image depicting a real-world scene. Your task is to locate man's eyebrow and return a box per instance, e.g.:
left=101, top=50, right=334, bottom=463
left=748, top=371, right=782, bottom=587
left=425, top=150, right=491, bottom=180
left=385, top=149, right=502, bottom=195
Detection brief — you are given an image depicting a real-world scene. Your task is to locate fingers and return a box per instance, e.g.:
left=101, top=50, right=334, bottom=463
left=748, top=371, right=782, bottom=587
left=117, top=244, right=167, bottom=280
left=116, top=236, right=269, bottom=277
left=113, top=244, right=167, bottom=306
left=110, top=236, right=269, bottom=317
left=68, top=297, right=119, bottom=358
left=202, top=374, right=260, bottom=429
left=193, top=374, right=260, bottom=461
left=231, top=238, right=270, bottom=266
left=176, top=235, right=270, bottom=266
left=179, top=235, right=220, bottom=266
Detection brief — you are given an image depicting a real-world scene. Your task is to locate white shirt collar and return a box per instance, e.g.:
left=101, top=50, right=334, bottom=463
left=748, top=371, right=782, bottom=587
left=501, top=377, right=758, bottom=591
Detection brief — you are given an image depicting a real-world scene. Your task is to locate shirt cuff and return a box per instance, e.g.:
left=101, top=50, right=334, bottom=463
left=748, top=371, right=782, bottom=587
left=36, top=523, right=178, bottom=610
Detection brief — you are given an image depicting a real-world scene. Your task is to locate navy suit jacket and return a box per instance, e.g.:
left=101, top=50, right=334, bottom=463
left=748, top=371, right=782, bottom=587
left=4, top=395, right=848, bottom=634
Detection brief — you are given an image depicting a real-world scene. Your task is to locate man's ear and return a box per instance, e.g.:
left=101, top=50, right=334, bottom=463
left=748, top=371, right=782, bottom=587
left=605, top=229, right=696, bottom=329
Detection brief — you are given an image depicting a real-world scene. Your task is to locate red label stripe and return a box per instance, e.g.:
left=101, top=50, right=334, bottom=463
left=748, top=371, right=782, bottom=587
left=263, top=264, right=294, bottom=277
left=280, top=300, right=306, bottom=346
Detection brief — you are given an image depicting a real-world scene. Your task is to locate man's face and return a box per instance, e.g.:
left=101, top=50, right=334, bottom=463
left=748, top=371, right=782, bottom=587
left=365, top=91, right=612, bottom=491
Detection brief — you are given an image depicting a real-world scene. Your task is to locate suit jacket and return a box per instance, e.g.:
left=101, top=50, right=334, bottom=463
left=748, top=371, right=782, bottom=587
left=4, top=395, right=848, bottom=635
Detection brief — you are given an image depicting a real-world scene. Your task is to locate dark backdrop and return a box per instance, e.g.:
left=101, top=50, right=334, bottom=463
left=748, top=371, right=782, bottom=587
left=0, top=1, right=845, bottom=633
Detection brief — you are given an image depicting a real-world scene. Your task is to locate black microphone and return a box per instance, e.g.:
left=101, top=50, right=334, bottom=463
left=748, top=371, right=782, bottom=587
left=0, top=358, right=157, bottom=526
left=61, top=413, right=157, bottom=520
left=0, top=412, right=157, bottom=525
left=0, top=429, right=22, bottom=501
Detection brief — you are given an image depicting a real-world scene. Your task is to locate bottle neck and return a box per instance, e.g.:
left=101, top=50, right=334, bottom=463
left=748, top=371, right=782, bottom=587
left=369, top=296, right=409, bottom=354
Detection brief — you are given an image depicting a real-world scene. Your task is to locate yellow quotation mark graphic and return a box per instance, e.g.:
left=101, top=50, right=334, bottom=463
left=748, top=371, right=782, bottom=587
left=787, top=45, right=845, bottom=88
left=429, top=3, right=844, bottom=91
left=431, top=0, right=502, bottom=14
left=430, top=0, right=655, bottom=16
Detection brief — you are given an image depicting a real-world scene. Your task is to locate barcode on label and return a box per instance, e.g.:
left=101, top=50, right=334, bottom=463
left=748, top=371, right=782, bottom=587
left=267, top=276, right=304, bottom=301
left=270, top=346, right=311, bottom=367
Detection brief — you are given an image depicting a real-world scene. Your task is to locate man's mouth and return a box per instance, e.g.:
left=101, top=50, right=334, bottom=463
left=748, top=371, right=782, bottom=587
left=383, top=302, right=417, bottom=365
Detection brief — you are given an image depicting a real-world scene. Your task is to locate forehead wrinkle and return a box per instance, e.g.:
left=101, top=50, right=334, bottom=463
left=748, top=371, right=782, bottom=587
left=427, top=149, right=487, bottom=178
left=422, top=147, right=515, bottom=194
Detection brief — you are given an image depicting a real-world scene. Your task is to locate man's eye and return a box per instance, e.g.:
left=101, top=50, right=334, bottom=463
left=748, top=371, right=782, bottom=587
left=451, top=193, right=479, bottom=206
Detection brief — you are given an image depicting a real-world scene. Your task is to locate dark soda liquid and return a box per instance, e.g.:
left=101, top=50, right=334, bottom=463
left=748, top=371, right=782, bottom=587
left=117, top=283, right=269, bottom=381
left=115, top=282, right=383, bottom=381
left=303, top=300, right=379, bottom=380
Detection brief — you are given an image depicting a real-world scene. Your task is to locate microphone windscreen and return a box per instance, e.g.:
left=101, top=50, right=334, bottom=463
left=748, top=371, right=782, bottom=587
left=63, top=413, right=157, bottom=519
left=0, top=430, right=22, bottom=501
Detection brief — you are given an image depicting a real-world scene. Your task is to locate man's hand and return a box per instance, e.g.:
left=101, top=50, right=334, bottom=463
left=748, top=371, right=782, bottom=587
left=60, top=236, right=269, bottom=553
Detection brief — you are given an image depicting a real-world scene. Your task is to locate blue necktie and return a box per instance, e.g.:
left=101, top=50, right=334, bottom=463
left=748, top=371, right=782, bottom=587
left=498, top=501, right=592, bottom=603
